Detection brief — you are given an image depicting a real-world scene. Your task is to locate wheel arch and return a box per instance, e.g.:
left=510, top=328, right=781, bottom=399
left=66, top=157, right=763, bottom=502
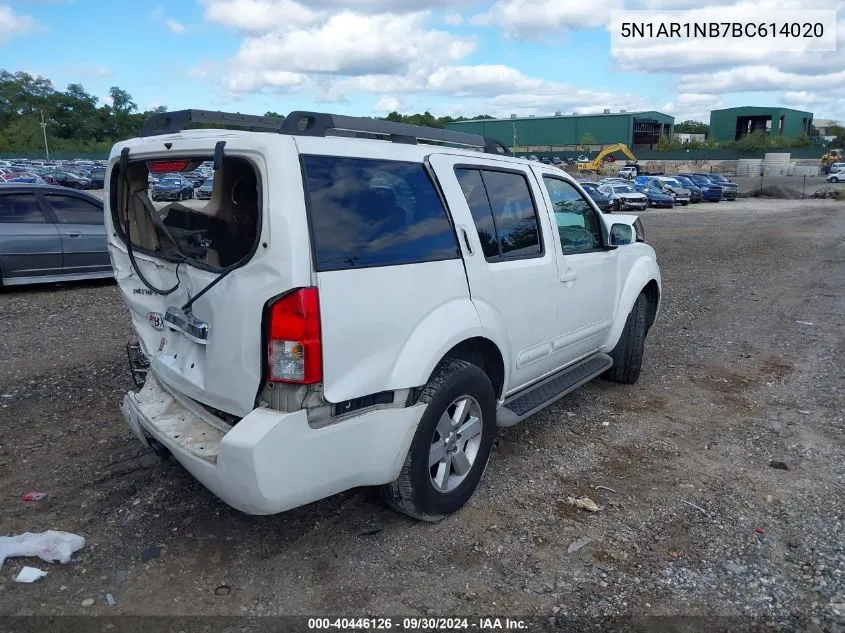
left=603, top=257, right=661, bottom=353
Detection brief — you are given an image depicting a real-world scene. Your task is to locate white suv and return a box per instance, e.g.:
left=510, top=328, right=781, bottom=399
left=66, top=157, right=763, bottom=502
left=108, top=110, right=661, bottom=520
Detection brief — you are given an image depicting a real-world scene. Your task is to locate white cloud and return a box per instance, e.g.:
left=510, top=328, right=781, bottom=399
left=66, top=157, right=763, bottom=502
left=471, top=0, right=623, bottom=39
left=444, top=13, right=463, bottom=25
left=200, top=0, right=477, bottom=33
left=372, top=95, right=409, bottom=112
left=661, top=92, right=725, bottom=122
left=225, top=11, right=476, bottom=92
left=679, top=65, right=845, bottom=94
left=200, top=0, right=322, bottom=32
left=0, top=5, right=38, bottom=43
left=165, top=18, right=186, bottom=33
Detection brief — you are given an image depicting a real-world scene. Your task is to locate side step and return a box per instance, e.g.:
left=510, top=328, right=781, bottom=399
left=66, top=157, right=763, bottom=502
left=497, top=353, right=613, bottom=427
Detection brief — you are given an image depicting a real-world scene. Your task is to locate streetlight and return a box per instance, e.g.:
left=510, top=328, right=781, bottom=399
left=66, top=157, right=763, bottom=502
left=40, top=109, right=50, bottom=161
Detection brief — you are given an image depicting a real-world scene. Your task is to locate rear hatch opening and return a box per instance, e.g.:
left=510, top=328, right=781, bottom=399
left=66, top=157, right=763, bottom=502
left=110, top=155, right=261, bottom=272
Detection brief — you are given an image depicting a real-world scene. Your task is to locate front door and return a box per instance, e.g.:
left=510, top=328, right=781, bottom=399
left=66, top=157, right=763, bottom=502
left=533, top=170, right=617, bottom=362
left=40, top=192, right=110, bottom=275
left=428, top=154, right=565, bottom=393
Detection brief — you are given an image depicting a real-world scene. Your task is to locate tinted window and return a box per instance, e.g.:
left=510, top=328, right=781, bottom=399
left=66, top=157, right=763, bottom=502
left=542, top=177, right=603, bottom=255
left=0, top=194, right=46, bottom=223
left=44, top=195, right=104, bottom=225
left=455, top=168, right=542, bottom=260
left=302, top=156, right=458, bottom=271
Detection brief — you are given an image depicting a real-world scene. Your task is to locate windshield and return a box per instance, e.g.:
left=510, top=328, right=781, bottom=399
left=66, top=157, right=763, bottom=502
left=159, top=178, right=181, bottom=186
left=664, top=178, right=682, bottom=187
left=613, top=185, right=635, bottom=194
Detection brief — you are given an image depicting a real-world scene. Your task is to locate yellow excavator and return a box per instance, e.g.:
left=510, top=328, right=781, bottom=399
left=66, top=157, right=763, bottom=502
left=821, top=148, right=843, bottom=174
left=577, top=143, right=638, bottom=174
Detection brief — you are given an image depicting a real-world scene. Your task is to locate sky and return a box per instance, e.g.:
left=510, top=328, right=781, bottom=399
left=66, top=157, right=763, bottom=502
left=0, top=0, right=843, bottom=123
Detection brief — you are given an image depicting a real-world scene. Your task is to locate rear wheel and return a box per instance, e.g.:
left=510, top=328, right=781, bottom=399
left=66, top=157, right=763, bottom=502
left=605, top=293, right=649, bottom=385
left=382, top=358, right=496, bottom=521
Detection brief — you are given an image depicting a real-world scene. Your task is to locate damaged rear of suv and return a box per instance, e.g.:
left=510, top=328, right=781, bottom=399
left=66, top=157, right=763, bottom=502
left=110, top=109, right=661, bottom=520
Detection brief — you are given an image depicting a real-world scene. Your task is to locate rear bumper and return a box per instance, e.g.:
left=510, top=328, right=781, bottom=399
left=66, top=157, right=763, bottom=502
left=121, top=374, right=423, bottom=515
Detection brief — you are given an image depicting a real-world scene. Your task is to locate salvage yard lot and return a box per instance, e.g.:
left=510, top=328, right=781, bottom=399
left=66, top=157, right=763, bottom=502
left=0, top=199, right=843, bottom=623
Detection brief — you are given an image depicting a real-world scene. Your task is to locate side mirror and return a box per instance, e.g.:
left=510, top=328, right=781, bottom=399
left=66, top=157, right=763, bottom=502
left=609, top=223, right=633, bottom=246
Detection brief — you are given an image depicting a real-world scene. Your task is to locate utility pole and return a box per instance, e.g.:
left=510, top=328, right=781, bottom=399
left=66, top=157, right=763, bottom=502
left=40, top=110, right=50, bottom=161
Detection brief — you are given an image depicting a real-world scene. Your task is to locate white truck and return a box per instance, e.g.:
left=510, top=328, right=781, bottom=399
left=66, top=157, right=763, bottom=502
left=107, top=110, right=662, bottom=521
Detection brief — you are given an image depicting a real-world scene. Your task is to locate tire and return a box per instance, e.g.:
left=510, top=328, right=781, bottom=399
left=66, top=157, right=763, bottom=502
left=605, top=293, right=648, bottom=385
left=832, top=177, right=839, bottom=183
left=382, top=358, right=497, bottom=521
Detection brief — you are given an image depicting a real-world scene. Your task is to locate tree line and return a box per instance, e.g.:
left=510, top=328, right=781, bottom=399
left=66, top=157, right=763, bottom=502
left=3, top=69, right=839, bottom=156
left=0, top=69, right=497, bottom=156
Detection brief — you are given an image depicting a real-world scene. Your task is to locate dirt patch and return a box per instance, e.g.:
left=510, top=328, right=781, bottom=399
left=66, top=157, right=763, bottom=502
left=0, top=199, right=843, bottom=628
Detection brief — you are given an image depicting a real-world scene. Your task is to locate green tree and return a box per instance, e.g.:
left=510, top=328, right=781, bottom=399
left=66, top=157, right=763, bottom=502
left=674, top=120, right=710, bottom=136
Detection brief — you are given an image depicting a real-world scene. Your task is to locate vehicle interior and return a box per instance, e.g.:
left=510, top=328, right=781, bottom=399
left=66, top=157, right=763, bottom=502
left=112, top=157, right=260, bottom=270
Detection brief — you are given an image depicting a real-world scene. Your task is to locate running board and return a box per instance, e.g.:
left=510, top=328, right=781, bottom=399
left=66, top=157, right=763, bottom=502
left=497, top=353, right=613, bottom=427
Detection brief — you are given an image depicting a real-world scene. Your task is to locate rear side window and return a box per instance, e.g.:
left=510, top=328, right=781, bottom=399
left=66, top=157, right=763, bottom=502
left=0, top=194, right=46, bottom=223
left=455, top=167, right=542, bottom=261
left=302, top=156, right=458, bottom=272
left=44, top=194, right=103, bottom=225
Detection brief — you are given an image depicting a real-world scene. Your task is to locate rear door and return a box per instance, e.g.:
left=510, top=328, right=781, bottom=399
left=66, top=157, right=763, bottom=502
left=0, top=191, right=63, bottom=282
left=40, top=192, right=110, bottom=275
left=428, top=153, right=565, bottom=393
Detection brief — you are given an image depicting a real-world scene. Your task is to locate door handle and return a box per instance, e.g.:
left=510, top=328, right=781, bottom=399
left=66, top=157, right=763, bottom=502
left=460, top=227, right=473, bottom=255
left=560, top=269, right=578, bottom=283
left=65, top=232, right=82, bottom=238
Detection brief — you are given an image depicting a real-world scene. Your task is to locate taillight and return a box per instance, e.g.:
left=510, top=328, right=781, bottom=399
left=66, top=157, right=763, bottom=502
left=267, top=288, right=322, bottom=384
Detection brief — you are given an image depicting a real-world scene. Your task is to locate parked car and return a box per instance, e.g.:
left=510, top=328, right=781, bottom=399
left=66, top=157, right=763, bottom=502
left=150, top=175, right=195, bottom=201
left=1, top=173, right=48, bottom=185
left=701, top=174, right=739, bottom=200
left=673, top=175, right=703, bottom=203
left=676, top=173, right=723, bottom=202
left=0, top=184, right=111, bottom=286
left=111, top=109, right=661, bottom=520
left=579, top=181, right=618, bottom=213
left=551, top=157, right=562, bottom=165
left=597, top=182, right=648, bottom=211
left=195, top=177, right=214, bottom=200
left=634, top=184, right=675, bottom=208
left=826, top=172, right=844, bottom=183
left=182, top=170, right=206, bottom=187
left=616, top=166, right=637, bottom=180
left=527, top=154, right=539, bottom=162
left=828, top=162, right=845, bottom=174
left=42, top=170, right=93, bottom=190
left=89, top=167, right=106, bottom=189
left=564, top=157, right=577, bottom=165
left=540, top=157, right=552, bottom=165
left=635, top=176, right=691, bottom=205
left=576, top=154, right=589, bottom=163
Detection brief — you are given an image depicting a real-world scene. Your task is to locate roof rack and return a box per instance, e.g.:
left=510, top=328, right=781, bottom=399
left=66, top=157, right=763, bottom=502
left=139, top=109, right=511, bottom=155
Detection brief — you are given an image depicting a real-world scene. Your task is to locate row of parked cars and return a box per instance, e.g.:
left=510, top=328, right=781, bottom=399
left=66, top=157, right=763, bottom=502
left=578, top=172, right=739, bottom=212
left=0, top=159, right=107, bottom=190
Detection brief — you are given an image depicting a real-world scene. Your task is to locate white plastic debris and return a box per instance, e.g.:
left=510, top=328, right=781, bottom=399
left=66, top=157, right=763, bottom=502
left=0, top=531, right=85, bottom=568
left=14, top=566, right=48, bottom=583
left=566, top=496, right=601, bottom=512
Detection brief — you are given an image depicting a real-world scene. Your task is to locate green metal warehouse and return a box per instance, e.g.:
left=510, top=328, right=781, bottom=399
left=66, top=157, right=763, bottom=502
left=444, top=110, right=675, bottom=152
left=709, top=106, right=813, bottom=143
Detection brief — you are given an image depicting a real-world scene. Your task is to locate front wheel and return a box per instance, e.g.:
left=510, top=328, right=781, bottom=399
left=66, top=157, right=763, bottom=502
left=605, top=293, right=649, bottom=385
left=382, top=358, right=496, bottom=521
left=831, top=177, right=840, bottom=183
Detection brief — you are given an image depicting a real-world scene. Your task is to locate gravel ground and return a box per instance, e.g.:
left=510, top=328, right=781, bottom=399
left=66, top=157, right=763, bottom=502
left=0, top=199, right=843, bottom=630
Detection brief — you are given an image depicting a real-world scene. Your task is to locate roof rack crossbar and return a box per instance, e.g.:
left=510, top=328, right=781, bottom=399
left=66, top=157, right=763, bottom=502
left=281, top=111, right=487, bottom=148
left=140, top=109, right=285, bottom=137
left=138, top=109, right=512, bottom=155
